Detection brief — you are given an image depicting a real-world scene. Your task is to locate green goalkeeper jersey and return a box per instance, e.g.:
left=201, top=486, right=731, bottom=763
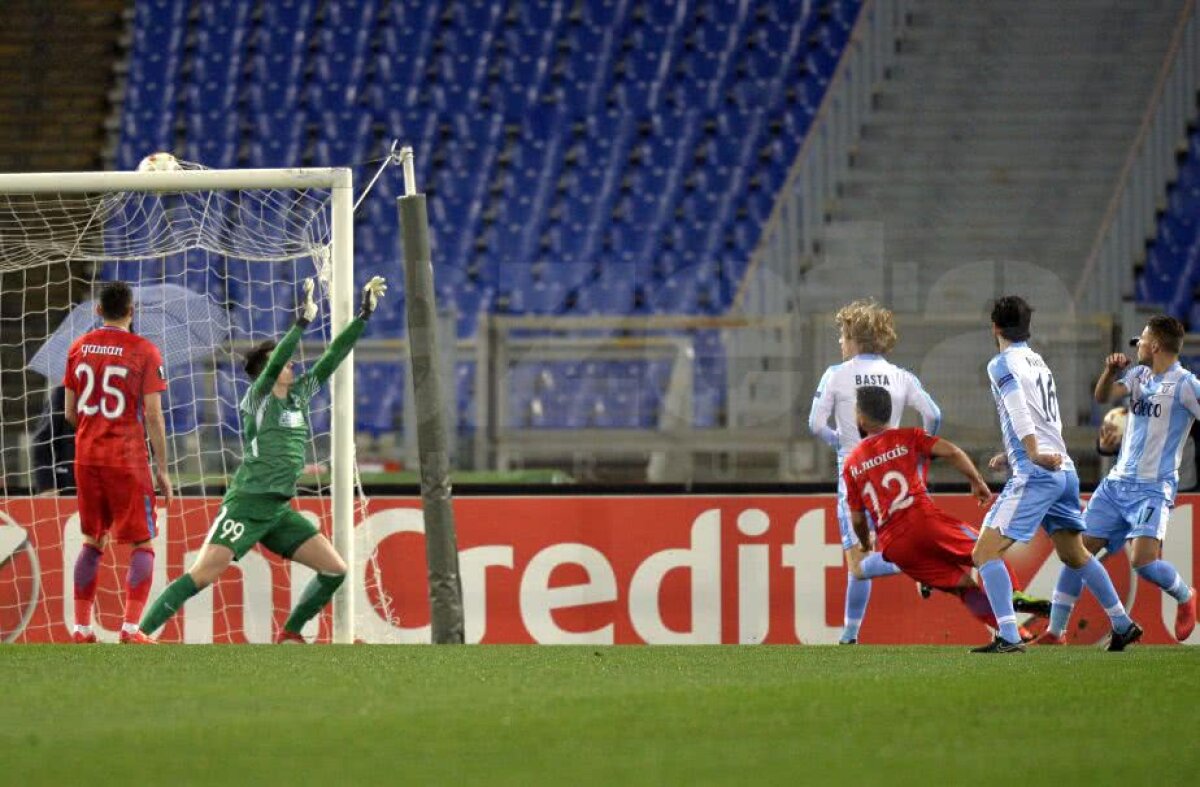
left=226, top=318, right=366, bottom=500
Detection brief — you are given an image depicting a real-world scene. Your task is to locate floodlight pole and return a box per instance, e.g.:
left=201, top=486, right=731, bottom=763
left=397, top=146, right=465, bottom=644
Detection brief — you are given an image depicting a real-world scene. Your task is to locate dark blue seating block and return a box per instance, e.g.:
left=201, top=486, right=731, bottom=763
left=165, top=373, right=199, bottom=434
left=115, top=0, right=870, bottom=434
left=355, top=361, right=401, bottom=435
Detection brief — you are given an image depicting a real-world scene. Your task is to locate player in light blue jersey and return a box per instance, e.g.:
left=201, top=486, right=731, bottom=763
left=972, top=296, right=1141, bottom=653
left=1038, top=315, right=1197, bottom=644
left=808, top=299, right=942, bottom=643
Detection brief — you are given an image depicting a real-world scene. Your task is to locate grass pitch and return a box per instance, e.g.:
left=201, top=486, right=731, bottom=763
left=2, top=646, right=1196, bottom=786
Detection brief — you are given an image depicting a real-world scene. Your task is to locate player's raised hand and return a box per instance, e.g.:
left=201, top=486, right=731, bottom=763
left=155, top=466, right=174, bottom=507
left=1031, top=451, right=1063, bottom=471
left=1104, top=353, right=1130, bottom=373
left=360, top=276, right=387, bottom=319
left=297, top=277, right=318, bottom=327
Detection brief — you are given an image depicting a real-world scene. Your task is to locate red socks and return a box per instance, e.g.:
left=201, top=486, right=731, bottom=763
left=124, top=548, right=155, bottom=630
left=73, top=544, right=103, bottom=629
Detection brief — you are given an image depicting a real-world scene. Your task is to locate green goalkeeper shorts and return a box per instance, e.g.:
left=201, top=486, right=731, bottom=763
left=205, top=495, right=319, bottom=561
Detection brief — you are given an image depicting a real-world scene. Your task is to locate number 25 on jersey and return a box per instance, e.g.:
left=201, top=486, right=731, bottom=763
left=74, top=362, right=129, bottom=419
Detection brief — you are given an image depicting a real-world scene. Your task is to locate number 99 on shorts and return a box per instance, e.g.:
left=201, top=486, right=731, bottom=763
left=218, top=514, right=245, bottom=542
left=205, top=505, right=251, bottom=555
left=202, top=499, right=319, bottom=561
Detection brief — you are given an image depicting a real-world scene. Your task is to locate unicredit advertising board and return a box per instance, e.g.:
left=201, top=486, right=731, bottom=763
left=1, top=495, right=1196, bottom=645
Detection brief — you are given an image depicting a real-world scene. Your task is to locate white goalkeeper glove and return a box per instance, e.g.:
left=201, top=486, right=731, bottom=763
left=360, top=276, right=387, bottom=319
left=297, top=277, right=318, bottom=327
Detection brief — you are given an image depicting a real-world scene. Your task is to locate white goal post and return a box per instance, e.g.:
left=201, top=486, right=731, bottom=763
left=0, top=167, right=358, bottom=644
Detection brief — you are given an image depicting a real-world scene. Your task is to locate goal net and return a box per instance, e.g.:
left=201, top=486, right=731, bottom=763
left=0, top=163, right=380, bottom=643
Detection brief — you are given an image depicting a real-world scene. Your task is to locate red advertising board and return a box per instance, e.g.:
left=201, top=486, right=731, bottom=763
left=1, top=495, right=1196, bottom=645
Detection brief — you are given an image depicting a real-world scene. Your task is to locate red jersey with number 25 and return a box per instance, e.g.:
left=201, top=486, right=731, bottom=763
left=63, top=326, right=167, bottom=467
left=841, top=428, right=941, bottom=548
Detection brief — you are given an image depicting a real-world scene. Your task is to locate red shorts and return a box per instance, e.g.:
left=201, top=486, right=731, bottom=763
left=75, top=463, right=158, bottom=544
left=879, top=509, right=978, bottom=591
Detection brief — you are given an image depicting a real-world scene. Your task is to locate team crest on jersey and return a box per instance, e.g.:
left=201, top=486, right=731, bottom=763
left=280, top=410, right=305, bottom=428
left=1158, top=382, right=1176, bottom=397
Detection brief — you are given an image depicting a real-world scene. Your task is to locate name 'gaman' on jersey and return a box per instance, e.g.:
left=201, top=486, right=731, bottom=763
left=986, top=341, right=1073, bottom=475
left=63, top=326, right=166, bottom=467
left=1109, top=362, right=1200, bottom=488
left=842, top=427, right=942, bottom=546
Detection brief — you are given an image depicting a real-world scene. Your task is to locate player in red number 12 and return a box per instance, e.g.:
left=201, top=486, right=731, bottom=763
left=63, top=281, right=172, bottom=644
left=841, top=386, right=1048, bottom=645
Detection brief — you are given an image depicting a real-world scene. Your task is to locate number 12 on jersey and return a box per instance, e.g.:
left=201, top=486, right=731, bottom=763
left=861, top=470, right=914, bottom=523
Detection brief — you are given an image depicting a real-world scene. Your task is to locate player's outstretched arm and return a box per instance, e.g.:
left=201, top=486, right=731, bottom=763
left=249, top=279, right=317, bottom=397
left=1094, top=353, right=1130, bottom=403
left=306, top=277, right=388, bottom=386
left=930, top=438, right=994, bottom=506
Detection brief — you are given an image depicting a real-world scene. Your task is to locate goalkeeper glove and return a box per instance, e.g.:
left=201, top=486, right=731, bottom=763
left=360, top=276, right=388, bottom=319
left=296, top=277, right=318, bottom=327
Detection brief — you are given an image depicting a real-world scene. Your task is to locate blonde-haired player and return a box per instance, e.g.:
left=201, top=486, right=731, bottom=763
left=808, top=299, right=941, bottom=643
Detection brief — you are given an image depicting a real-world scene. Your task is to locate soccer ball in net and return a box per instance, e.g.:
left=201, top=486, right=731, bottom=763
left=137, top=152, right=181, bottom=172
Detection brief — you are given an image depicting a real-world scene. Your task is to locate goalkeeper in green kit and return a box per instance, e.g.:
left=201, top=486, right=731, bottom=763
left=137, top=276, right=387, bottom=644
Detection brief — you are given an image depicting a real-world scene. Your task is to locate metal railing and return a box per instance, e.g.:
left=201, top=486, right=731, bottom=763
left=476, top=313, right=807, bottom=483
left=731, top=0, right=908, bottom=315
left=1074, top=0, right=1199, bottom=313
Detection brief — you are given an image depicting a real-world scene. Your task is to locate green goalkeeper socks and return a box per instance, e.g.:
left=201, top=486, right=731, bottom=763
left=139, top=573, right=200, bottom=635
left=284, top=572, right=345, bottom=634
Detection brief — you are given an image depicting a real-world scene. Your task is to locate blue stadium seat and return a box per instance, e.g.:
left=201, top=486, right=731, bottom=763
left=355, top=362, right=401, bottom=436
left=312, top=111, right=372, bottom=166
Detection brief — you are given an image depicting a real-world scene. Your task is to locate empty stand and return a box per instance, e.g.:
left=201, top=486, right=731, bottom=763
left=114, top=0, right=860, bottom=436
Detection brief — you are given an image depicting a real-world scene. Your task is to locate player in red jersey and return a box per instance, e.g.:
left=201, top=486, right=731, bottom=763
left=842, top=386, right=1045, bottom=644
left=62, top=281, right=172, bottom=644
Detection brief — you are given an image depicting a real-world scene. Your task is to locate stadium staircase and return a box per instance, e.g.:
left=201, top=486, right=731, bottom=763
left=830, top=0, right=1184, bottom=308
left=0, top=0, right=125, bottom=434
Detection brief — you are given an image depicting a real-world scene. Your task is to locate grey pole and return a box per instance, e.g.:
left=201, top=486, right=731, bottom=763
left=397, top=147, right=464, bottom=644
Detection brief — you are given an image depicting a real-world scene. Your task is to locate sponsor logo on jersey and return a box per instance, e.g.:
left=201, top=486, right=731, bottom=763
left=280, top=410, right=305, bottom=428
left=854, top=374, right=891, bottom=386
left=1130, top=398, right=1163, bottom=418
left=848, top=444, right=909, bottom=477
